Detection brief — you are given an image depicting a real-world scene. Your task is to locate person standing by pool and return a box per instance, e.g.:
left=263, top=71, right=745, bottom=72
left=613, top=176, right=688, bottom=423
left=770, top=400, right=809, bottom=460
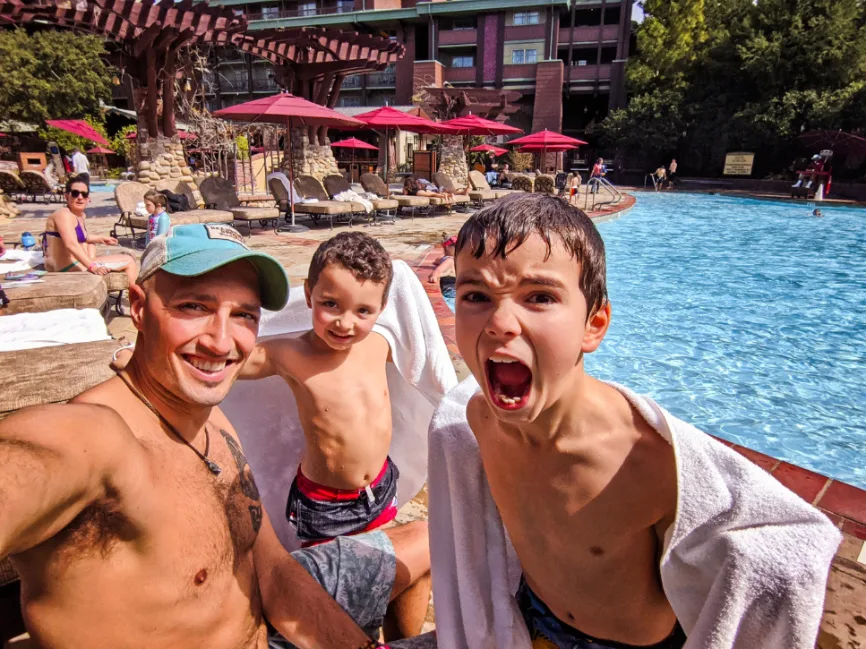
left=71, top=147, right=90, bottom=185
left=427, top=194, right=841, bottom=649
left=144, top=189, right=171, bottom=246
left=42, top=175, right=137, bottom=286
left=668, top=159, right=678, bottom=187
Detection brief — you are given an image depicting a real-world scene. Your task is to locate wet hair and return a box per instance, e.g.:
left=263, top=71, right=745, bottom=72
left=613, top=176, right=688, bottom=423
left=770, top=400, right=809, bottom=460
left=455, top=194, right=607, bottom=317
left=65, top=175, right=89, bottom=192
left=143, top=190, right=168, bottom=209
left=308, top=231, right=393, bottom=303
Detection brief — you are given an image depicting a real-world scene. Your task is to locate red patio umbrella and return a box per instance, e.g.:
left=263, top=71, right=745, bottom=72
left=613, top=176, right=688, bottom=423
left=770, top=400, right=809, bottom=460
left=355, top=106, right=457, bottom=186
left=508, top=130, right=587, bottom=172
left=470, top=144, right=509, bottom=156
left=45, top=119, right=110, bottom=146
left=87, top=146, right=114, bottom=177
left=798, top=130, right=866, bottom=157
left=331, top=137, right=379, bottom=180
left=441, top=114, right=522, bottom=136
left=0, top=132, right=6, bottom=137
left=214, top=92, right=364, bottom=232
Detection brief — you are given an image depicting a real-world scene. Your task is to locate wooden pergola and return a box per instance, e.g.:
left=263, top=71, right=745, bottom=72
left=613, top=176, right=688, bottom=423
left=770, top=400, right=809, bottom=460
left=0, top=1, right=403, bottom=143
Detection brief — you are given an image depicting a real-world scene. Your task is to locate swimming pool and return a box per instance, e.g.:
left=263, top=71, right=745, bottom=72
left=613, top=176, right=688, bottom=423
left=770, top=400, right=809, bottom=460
left=89, top=181, right=120, bottom=193
left=441, top=193, right=866, bottom=487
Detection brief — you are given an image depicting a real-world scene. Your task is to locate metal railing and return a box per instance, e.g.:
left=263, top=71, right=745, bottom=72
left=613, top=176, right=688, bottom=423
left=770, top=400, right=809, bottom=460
left=644, top=173, right=659, bottom=191
left=366, top=71, right=396, bottom=87
left=248, top=3, right=354, bottom=21
left=584, top=177, right=622, bottom=211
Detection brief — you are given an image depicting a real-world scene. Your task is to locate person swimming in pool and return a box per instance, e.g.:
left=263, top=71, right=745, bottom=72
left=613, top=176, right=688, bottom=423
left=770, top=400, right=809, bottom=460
left=427, top=234, right=457, bottom=283
left=813, top=209, right=824, bottom=217
left=42, top=175, right=137, bottom=285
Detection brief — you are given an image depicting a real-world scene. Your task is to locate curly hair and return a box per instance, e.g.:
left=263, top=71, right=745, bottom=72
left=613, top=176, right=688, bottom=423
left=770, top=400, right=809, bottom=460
left=308, top=232, right=393, bottom=303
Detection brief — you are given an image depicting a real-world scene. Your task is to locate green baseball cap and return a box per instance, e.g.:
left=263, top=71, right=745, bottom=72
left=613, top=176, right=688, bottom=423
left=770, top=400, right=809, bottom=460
left=137, top=224, right=289, bottom=311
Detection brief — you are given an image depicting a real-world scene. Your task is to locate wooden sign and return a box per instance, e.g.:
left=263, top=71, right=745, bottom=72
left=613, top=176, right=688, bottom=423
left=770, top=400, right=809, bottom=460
left=723, top=152, right=755, bottom=176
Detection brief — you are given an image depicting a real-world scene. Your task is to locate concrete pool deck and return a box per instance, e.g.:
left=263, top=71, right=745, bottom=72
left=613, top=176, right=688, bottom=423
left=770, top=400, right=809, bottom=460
left=1, top=190, right=863, bottom=647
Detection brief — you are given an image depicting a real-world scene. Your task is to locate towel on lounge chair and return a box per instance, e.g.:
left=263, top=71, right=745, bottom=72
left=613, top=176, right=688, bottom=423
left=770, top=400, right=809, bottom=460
left=222, top=260, right=458, bottom=550
left=0, top=308, right=110, bottom=351
left=333, top=189, right=374, bottom=214
left=0, top=248, right=43, bottom=274
left=428, top=377, right=841, bottom=649
left=266, top=171, right=309, bottom=203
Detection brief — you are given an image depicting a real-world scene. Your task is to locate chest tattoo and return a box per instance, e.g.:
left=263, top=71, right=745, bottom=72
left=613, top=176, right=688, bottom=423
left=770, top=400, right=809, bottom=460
left=220, top=430, right=262, bottom=533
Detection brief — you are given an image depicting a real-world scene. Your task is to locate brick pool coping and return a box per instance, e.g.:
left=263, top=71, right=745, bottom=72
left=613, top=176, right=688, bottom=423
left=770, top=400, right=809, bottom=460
left=407, top=193, right=866, bottom=539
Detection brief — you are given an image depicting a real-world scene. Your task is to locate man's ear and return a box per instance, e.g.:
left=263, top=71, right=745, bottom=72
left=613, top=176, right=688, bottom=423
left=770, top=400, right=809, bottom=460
left=582, top=300, right=611, bottom=354
left=129, top=282, right=147, bottom=333
left=304, top=279, right=312, bottom=309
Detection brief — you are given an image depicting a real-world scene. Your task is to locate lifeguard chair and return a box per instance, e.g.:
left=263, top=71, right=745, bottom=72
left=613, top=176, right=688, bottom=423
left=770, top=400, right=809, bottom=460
left=792, top=150, right=833, bottom=200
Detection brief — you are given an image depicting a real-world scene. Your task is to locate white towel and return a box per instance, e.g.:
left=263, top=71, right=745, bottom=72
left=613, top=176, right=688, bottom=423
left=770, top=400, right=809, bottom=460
left=0, top=308, right=110, bottom=351
left=222, top=260, right=457, bottom=550
left=0, top=249, right=44, bottom=274
left=333, top=189, right=374, bottom=214
left=429, top=377, right=842, bottom=649
left=267, top=171, right=305, bottom=204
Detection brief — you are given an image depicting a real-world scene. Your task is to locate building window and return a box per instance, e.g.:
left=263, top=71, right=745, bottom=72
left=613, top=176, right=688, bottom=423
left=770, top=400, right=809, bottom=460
left=298, top=1, right=317, bottom=16
left=336, top=0, right=354, bottom=12
left=452, top=56, right=474, bottom=68
left=260, top=5, right=280, bottom=19
left=339, top=96, right=362, bottom=107
left=511, top=49, right=537, bottom=65
left=513, top=11, right=539, bottom=25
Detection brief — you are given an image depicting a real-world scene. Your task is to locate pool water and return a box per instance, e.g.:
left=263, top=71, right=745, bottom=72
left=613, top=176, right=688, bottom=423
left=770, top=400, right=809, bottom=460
left=442, top=193, right=866, bottom=487
left=89, top=181, right=120, bottom=193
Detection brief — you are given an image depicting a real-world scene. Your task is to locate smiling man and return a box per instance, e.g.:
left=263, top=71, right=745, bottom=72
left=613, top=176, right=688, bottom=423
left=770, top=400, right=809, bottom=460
left=0, top=224, right=431, bottom=649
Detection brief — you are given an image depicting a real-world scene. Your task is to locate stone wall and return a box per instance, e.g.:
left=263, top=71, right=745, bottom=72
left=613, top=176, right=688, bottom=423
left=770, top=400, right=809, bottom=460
left=135, top=138, right=195, bottom=186
left=0, top=189, right=20, bottom=219
left=438, top=135, right=468, bottom=187
left=282, top=130, right=340, bottom=182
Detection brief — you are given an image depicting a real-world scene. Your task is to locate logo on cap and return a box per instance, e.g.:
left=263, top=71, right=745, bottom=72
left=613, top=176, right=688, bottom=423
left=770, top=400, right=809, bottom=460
left=205, top=224, right=248, bottom=248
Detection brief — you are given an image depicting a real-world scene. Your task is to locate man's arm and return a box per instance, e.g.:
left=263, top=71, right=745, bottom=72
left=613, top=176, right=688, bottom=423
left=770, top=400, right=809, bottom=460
left=0, top=403, right=141, bottom=559
left=253, top=510, right=373, bottom=649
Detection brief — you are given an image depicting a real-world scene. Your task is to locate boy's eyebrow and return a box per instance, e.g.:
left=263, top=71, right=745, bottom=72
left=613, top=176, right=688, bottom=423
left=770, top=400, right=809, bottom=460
left=519, top=275, right=567, bottom=290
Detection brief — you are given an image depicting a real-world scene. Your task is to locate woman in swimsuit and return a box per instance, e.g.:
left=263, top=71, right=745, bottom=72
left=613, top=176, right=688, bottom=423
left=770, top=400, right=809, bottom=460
left=402, top=176, right=455, bottom=205
left=42, top=176, right=137, bottom=285
left=427, top=234, right=457, bottom=283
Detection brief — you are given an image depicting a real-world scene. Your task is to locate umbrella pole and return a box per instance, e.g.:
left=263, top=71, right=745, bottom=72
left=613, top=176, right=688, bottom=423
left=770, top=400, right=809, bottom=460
left=278, top=116, right=309, bottom=234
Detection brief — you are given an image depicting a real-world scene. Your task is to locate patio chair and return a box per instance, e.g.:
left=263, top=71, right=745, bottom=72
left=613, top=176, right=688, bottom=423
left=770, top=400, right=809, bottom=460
left=323, top=174, right=398, bottom=223
left=19, top=170, right=54, bottom=203
left=268, top=176, right=350, bottom=228
left=359, top=173, right=431, bottom=219
left=112, top=181, right=233, bottom=244
left=433, top=171, right=487, bottom=208
left=468, top=170, right=523, bottom=199
left=0, top=170, right=24, bottom=202
left=510, top=175, right=533, bottom=192
left=197, top=176, right=281, bottom=236
left=534, top=175, right=556, bottom=195
left=293, top=175, right=359, bottom=229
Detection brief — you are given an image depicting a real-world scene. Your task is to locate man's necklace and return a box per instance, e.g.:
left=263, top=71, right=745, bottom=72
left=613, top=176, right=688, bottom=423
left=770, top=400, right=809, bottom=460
left=115, top=371, right=222, bottom=476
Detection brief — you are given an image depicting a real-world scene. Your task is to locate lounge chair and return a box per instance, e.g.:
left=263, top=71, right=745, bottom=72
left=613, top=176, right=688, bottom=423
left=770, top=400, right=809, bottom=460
left=197, top=176, right=281, bottom=236
left=112, top=181, right=233, bottom=244
left=433, top=171, right=488, bottom=207
left=267, top=176, right=357, bottom=229
left=0, top=271, right=107, bottom=315
left=359, top=173, right=431, bottom=218
left=468, top=170, right=523, bottom=199
left=19, top=170, right=55, bottom=203
left=323, top=174, right=398, bottom=223
left=294, top=175, right=359, bottom=229
left=510, top=175, right=533, bottom=192
left=0, top=170, right=25, bottom=202
left=534, top=175, right=556, bottom=195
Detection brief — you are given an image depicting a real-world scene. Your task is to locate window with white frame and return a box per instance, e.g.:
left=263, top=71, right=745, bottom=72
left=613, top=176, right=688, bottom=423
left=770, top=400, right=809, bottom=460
left=513, top=11, right=539, bottom=25
left=511, top=48, right=537, bottom=64
left=336, top=0, right=354, bottom=12
left=298, top=1, right=317, bottom=16
left=452, top=55, right=474, bottom=68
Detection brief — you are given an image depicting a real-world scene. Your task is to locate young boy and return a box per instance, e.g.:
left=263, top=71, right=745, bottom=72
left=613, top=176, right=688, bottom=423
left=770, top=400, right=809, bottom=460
left=429, top=194, right=840, bottom=649
left=143, top=189, right=170, bottom=245
left=240, top=231, right=399, bottom=547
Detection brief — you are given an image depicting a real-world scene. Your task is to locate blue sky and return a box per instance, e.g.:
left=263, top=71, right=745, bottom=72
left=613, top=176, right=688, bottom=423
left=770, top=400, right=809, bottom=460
left=633, top=1, right=645, bottom=22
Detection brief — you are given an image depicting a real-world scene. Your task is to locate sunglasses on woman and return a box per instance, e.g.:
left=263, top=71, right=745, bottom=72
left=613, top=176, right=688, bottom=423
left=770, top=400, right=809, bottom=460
left=68, top=189, right=89, bottom=199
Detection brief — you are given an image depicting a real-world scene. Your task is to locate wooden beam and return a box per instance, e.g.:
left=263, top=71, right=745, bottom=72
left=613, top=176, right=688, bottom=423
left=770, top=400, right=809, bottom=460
left=133, top=22, right=161, bottom=57
left=152, top=27, right=178, bottom=52
left=162, top=48, right=177, bottom=138
left=145, top=47, right=159, bottom=138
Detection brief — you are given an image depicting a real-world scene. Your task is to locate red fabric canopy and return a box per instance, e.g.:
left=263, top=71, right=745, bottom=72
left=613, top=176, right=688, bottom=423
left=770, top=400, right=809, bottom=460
left=798, top=130, right=866, bottom=157
left=330, top=137, right=378, bottom=151
left=518, top=144, right=578, bottom=153
left=0, top=132, right=7, bottom=137
left=213, top=93, right=363, bottom=128
left=45, top=119, right=110, bottom=146
left=507, top=130, right=587, bottom=147
left=354, top=106, right=456, bottom=134
left=86, top=146, right=115, bottom=154
left=442, top=114, right=522, bottom=136
left=470, top=144, right=509, bottom=156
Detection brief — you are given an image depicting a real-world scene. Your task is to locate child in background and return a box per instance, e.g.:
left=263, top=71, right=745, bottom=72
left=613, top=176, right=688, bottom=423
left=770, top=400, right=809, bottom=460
left=240, top=232, right=401, bottom=547
left=427, top=234, right=457, bottom=283
left=143, top=190, right=171, bottom=245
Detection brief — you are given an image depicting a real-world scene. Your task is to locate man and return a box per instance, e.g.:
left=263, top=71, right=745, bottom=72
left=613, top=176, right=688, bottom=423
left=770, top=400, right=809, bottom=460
left=70, top=147, right=90, bottom=185
left=0, top=224, right=432, bottom=649
left=668, top=158, right=678, bottom=187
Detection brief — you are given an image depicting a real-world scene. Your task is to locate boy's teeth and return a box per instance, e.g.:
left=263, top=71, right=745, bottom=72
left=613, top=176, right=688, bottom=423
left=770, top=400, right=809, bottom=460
left=496, top=393, right=518, bottom=404
left=490, top=356, right=517, bottom=364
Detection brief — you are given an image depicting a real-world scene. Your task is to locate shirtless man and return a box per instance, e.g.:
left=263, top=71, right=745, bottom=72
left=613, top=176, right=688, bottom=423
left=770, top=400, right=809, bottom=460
left=0, top=224, right=431, bottom=649
left=42, top=176, right=136, bottom=286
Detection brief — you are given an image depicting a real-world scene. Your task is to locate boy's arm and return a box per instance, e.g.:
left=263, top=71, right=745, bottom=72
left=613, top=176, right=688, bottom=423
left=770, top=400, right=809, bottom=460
left=156, top=213, right=170, bottom=237
left=239, top=339, right=297, bottom=381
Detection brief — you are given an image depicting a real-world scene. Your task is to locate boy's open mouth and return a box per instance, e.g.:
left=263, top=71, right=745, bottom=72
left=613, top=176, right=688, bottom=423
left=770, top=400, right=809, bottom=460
left=486, top=357, right=532, bottom=410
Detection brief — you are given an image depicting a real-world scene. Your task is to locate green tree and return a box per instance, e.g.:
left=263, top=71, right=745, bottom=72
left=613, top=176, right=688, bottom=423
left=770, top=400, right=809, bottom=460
left=110, top=125, right=138, bottom=161
left=0, top=29, right=112, bottom=126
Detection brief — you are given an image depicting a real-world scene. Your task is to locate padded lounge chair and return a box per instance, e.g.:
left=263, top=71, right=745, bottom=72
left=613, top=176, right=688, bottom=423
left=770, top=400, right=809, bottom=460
left=359, top=173, right=431, bottom=218
left=0, top=271, right=107, bottom=316
left=19, top=170, right=55, bottom=203
left=0, top=170, right=25, bottom=201
left=433, top=171, right=487, bottom=207
left=468, top=170, right=522, bottom=199
left=197, top=176, right=281, bottom=236
left=112, top=181, right=233, bottom=244
left=268, top=176, right=355, bottom=229
left=323, top=174, right=398, bottom=223
left=294, top=175, right=360, bottom=229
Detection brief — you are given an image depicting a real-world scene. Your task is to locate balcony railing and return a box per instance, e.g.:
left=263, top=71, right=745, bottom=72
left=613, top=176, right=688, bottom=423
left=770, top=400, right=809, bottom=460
left=252, top=77, right=279, bottom=92
left=438, top=28, right=478, bottom=46
left=341, top=75, right=362, bottom=89
left=366, top=70, right=396, bottom=87
left=248, top=4, right=355, bottom=21
left=567, top=63, right=612, bottom=81
left=442, top=66, right=476, bottom=83
left=558, top=24, right=620, bottom=44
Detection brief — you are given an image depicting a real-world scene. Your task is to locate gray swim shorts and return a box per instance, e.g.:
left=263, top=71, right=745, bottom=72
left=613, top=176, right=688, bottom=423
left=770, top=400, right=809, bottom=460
left=267, top=531, right=437, bottom=648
